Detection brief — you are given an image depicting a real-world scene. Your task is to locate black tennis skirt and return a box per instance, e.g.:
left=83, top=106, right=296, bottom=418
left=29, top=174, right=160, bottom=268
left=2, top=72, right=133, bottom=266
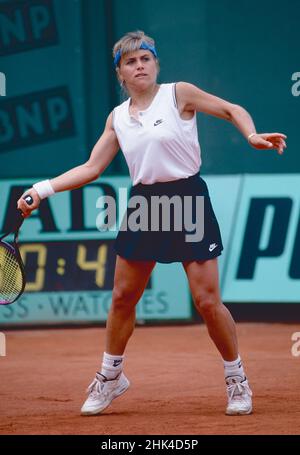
left=114, top=172, right=223, bottom=263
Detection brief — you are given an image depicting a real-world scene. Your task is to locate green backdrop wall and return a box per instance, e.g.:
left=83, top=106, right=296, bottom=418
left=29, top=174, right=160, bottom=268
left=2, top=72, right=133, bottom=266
left=1, top=0, right=299, bottom=178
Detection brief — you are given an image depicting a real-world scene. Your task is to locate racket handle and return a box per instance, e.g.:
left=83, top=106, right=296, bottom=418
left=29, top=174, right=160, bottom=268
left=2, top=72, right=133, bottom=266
left=14, top=195, right=33, bottom=236
left=23, top=195, right=33, bottom=205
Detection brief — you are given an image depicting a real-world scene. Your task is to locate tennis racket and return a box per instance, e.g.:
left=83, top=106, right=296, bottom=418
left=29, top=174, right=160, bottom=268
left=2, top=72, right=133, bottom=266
left=0, top=195, right=33, bottom=305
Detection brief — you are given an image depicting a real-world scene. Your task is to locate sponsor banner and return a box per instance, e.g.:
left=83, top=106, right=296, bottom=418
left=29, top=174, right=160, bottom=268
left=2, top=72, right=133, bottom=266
left=222, top=175, right=300, bottom=302
left=0, top=276, right=189, bottom=325
left=2, top=173, right=299, bottom=325
left=0, top=86, right=76, bottom=152
left=0, top=177, right=191, bottom=324
left=0, top=0, right=58, bottom=56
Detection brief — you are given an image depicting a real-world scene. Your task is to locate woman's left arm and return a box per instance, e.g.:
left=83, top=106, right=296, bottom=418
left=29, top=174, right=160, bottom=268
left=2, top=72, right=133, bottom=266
left=176, top=82, right=287, bottom=155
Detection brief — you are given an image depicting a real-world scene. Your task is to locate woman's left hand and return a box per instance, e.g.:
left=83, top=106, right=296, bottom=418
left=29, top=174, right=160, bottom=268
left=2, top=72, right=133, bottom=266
left=248, top=133, right=287, bottom=155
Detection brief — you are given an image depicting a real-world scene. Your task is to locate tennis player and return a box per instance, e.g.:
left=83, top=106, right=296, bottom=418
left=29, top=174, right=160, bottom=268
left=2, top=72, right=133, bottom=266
left=18, top=30, right=287, bottom=416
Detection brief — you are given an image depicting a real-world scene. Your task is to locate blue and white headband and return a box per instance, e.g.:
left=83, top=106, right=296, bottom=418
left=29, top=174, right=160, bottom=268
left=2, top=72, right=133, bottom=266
left=114, top=41, right=158, bottom=67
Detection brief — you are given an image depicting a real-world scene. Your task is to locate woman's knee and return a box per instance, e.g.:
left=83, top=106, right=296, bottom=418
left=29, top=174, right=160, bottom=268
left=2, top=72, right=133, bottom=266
left=111, top=286, right=140, bottom=312
left=193, top=290, right=221, bottom=319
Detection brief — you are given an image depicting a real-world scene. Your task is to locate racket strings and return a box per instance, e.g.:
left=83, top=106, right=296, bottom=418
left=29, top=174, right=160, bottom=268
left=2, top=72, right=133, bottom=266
left=0, top=245, right=23, bottom=303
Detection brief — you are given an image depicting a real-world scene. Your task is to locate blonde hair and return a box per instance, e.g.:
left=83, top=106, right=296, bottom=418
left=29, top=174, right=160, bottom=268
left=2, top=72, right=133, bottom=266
left=113, top=30, right=157, bottom=67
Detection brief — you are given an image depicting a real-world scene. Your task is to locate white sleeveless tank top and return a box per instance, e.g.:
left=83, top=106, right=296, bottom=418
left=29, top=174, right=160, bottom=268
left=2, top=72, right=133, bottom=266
left=112, top=83, right=201, bottom=185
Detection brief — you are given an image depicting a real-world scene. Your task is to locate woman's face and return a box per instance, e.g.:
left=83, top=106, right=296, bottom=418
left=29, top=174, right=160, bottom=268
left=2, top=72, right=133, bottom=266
left=118, top=49, right=158, bottom=91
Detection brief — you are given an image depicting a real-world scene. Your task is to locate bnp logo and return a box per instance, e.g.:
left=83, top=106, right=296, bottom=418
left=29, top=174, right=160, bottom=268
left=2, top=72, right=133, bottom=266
left=0, top=72, right=6, bottom=96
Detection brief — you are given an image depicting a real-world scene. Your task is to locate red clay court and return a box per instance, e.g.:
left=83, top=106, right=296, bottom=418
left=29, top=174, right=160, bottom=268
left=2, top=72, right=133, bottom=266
left=1, top=323, right=299, bottom=435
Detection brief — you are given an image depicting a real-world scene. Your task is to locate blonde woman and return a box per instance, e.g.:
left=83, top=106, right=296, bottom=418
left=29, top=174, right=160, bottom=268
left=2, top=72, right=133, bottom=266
left=18, top=30, right=287, bottom=416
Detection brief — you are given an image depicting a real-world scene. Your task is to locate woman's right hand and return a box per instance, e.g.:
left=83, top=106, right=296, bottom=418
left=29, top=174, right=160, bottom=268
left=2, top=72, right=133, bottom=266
left=17, top=188, right=41, bottom=217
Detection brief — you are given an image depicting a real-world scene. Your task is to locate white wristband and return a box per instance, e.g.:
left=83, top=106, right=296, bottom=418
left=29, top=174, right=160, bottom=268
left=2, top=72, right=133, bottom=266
left=33, top=179, right=55, bottom=199
left=247, top=133, right=257, bottom=142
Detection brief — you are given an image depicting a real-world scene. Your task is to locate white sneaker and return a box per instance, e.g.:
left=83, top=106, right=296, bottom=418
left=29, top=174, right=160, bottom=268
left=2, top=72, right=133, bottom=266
left=225, top=376, right=253, bottom=415
left=81, top=372, right=130, bottom=416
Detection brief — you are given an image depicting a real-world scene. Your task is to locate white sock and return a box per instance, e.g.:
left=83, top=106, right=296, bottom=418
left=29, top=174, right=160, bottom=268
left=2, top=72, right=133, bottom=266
left=100, top=352, right=124, bottom=380
left=223, top=355, right=245, bottom=381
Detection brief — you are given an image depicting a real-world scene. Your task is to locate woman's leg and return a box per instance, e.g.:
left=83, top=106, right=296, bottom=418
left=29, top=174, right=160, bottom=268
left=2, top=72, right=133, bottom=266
left=106, top=255, right=156, bottom=354
left=81, top=255, right=155, bottom=415
left=182, top=257, right=238, bottom=360
left=182, top=257, right=252, bottom=415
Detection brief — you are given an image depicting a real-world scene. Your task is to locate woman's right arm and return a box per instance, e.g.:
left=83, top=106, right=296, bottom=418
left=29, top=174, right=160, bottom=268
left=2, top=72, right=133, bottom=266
left=17, top=112, right=119, bottom=216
